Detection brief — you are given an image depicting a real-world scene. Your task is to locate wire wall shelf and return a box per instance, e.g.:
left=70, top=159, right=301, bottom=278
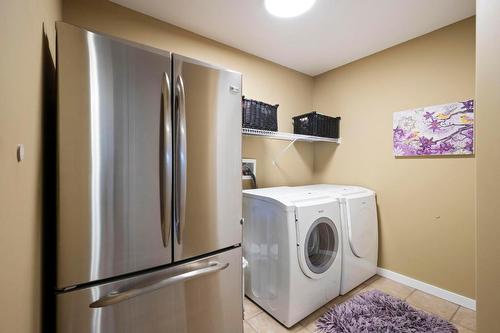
left=242, top=128, right=341, bottom=143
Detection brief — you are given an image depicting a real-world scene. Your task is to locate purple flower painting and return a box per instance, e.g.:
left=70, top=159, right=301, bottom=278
left=393, top=99, right=474, bottom=156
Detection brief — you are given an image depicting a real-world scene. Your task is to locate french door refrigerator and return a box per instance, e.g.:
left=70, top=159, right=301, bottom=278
left=55, top=22, right=243, bottom=333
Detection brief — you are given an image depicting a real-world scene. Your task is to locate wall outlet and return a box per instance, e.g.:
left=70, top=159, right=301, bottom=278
left=242, top=158, right=256, bottom=180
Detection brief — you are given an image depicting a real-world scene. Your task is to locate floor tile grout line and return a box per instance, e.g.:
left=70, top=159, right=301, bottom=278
left=243, top=302, right=264, bottom=320
left=405, top=288, right=417, bottom=300
left=450, top=306, right=477, bottom=332
left=244, top=311, right=262, bottom=321
left=405, top=288, right=462, bottom=321
left=245, top=314, right=261, bottom=332
left=244, top=297, right=264, bottom=321
left=243, top=319, right=257, bottom=333
left=449, top=305, right=461, bottom=323
left=247, top=309, right=264, bottom=319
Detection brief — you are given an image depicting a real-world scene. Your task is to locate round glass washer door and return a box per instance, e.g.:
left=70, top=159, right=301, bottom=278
left=303, top=217, right=339, bottom=276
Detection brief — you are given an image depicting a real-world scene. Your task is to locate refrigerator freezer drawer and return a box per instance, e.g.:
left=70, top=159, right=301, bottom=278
left=57, top=247, right=243, bottom=333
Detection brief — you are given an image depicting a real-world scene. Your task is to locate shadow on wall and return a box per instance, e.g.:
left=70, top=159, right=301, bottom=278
left=376, top=203, right=382, bottom=266
left=41, top=24, right=57, bottom=333
left=313, top=142, right=338, bottom=174
left=272, top=141, right=313, bottom=184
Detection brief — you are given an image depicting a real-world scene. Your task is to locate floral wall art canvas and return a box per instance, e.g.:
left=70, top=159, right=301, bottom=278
left=393, top=99, right=474, bottom=156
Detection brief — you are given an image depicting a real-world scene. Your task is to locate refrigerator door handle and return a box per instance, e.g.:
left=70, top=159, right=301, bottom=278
left=160, top=72, right=172, bottom=248
left=89, top=261, right=229, bottom=308
left=175, top=74, right=187, bottom=245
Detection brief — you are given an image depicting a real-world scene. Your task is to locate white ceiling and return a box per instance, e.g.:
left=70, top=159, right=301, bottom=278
left=111, top=0, right=475, bottom=76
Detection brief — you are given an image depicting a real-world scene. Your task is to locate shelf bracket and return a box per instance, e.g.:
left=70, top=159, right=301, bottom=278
left=272, top=138, right=298, bottom=166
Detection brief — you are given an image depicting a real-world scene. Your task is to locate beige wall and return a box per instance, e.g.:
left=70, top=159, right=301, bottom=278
left=0, top=1, right=480, bottom=330
left=62, top=0, right=315, bottom=189
left=0, top=0, right=61, bottom=332
left=312, top=18, right=476, bottom=298
left=476, top=1, right=500, bottom=331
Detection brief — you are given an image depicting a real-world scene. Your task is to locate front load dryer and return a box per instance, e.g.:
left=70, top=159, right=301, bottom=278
left=242, top=187, right=342, bottom=327
left=297, top=184, right=379, bottom=295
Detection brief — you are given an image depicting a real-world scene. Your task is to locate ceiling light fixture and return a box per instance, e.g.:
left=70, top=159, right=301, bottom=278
left=264, top=0, right=316, bottom=18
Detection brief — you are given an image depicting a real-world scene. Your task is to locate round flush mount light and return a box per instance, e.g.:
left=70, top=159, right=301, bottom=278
left=265, top=0, right=316, bottom=18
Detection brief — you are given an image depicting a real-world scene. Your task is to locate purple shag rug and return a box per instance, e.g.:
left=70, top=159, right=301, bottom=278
left=317, top=290, right=457, bottom=333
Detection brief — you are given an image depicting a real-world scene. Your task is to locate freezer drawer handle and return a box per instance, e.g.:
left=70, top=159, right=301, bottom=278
left=89, top=261, right=229, bottom=308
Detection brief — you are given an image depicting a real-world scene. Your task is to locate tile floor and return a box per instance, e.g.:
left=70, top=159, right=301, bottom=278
left=243, top=275, right=476, bottom=333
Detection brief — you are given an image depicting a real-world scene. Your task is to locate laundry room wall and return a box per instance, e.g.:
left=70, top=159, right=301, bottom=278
left=62, top=0, right=316, bottom=189
left=312, top=18, right=476, bottom=298
left=0, top=0, right=61, bottom=332
left=476, top=0, right=500, bottom=330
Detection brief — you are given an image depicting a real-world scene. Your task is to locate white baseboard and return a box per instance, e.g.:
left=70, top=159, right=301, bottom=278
left=377, top=267, right=476, bottom=311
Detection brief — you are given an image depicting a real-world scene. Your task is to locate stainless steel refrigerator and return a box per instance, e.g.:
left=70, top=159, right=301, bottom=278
left=55, top=22, right=243, bottom=332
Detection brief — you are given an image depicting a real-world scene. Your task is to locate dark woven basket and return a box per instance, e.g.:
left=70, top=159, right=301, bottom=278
left=242, top=97, right=278, bottom=131
left=293, top=112, right=340, bottom=138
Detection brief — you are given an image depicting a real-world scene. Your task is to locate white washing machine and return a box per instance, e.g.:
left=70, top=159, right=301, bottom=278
left=298, top=184, right=378, bottom=295
left=242, top=187, right=342, bottom=327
